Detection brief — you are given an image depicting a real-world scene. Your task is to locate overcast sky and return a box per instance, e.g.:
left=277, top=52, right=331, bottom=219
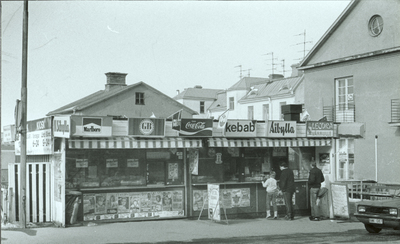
left=1, top=1, right=350, bottom=129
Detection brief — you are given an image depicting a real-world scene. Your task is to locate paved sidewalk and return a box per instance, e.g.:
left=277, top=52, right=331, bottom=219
left=1, top=217, right=368, bottom=244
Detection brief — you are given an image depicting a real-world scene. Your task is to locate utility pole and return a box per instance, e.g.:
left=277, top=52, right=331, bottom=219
left=19, top=0, right=29, bottom=228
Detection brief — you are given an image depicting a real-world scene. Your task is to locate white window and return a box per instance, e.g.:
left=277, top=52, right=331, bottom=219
left=229, top=97, right=235, bottom=110
left=337, top=138, right=355, bottom=181
left=335, top=77, right=354, bottom=122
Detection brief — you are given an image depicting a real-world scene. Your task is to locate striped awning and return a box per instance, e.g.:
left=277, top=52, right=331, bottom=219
left=208, top=138, right=331, bottom=147
left=68, top=137, right=202, bottom=149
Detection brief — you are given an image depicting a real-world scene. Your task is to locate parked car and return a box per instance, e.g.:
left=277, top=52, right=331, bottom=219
left=354, top=194, right=400, bottom=233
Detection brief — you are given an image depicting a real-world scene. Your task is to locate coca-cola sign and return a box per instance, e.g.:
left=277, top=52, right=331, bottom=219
left=179, top=119, right=213, bottom=137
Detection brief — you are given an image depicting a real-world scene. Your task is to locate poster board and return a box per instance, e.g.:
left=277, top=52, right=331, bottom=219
left=330, top=183, right=350, bottom=219
left=207, top=183, right=221, bottom=221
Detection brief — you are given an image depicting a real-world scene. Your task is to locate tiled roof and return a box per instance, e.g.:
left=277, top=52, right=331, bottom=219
left=173, top=87, right=224, bottom=100
left=239, top=75, right=304, bottom=102
left=227, top=77, right=269, bottom=91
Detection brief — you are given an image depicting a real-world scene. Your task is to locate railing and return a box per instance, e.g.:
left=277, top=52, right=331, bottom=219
left=391, top=99, right=400, bottom=123
left=342, top=181, right=400, bottom=201
left=323, top=104, right=355, bottom=123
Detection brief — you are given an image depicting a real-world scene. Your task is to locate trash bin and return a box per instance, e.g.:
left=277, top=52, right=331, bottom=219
left=66, top=190, right=82, bottom=225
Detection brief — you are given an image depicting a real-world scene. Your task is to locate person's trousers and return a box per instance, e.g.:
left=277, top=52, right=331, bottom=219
left=266, top=191, right=277, bottom=212
left=283, top=191, right=294, bottom=218
left=310, top=187, right=320, bottom=218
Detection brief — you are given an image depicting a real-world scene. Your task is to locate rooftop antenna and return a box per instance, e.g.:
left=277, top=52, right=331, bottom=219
left=263, top=52, right=278, bottom=75
left=280, top=59, right=290, bottom=77
left=294, top=29, right=312, bottom=61
left=234, top=65, right=243, bottom=79
left=244, top=69, right=252, bottom=77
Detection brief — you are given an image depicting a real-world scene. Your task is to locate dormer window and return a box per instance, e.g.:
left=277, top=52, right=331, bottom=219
left=135, top=92, right=145, bottom=105
left=368, top=15, right=383, bottom=37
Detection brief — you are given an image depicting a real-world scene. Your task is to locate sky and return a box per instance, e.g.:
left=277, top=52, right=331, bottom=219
left=1, top=1, right=351, bottom=130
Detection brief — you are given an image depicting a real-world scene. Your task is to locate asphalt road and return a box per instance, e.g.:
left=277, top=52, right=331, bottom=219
left=2, top=217, right=400, bottom=244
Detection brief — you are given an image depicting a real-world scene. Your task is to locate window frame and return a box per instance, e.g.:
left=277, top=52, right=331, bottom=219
left=229, top=97, right=235, bottom=110
left=200, top=101, right=205, bottom=114
left=135, top=92, right=145, bottom=105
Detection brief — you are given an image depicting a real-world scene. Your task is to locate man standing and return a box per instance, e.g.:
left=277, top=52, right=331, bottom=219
left=279, top=161, right=295, bottom=220
left=308, top=162, right=325, bottom=221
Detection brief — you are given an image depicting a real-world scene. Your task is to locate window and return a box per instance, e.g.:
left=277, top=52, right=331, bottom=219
left=248, top=106, right=254, bottom=120
left=335, top=77, right=354, bottom=122
left=337, top=139, right=355, bottom=181
left=200, top=101, right=205, bottom=114
left=263, top=104, right=269, bottom=121
left=135, top=92, right=145, bottom=105
left=229, top=97, right=235, bottom=110
left=368, top=15, right=383, bottom=36
left=279, top=102, right=286, bottom=120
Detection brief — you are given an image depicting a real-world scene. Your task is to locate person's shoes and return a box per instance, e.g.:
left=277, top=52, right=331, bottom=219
left=266, top=215, right=272, bottom=219
left=284, top=215, right=292, bottom=221
left=273, top=216, right=278, bottom=220
left=309, top=216, right=314, bottom=220
left=310, top=217, right=320, bottom=221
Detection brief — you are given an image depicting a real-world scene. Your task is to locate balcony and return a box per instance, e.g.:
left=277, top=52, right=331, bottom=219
left=389, top=99, right=400, bottom=126
left=323, top=104, right=355, bottom=123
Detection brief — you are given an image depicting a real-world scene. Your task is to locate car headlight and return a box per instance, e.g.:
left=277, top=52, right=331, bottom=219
left=358, top=206, right=366, bottom=213
left=389, top=208, right=398, bottom=216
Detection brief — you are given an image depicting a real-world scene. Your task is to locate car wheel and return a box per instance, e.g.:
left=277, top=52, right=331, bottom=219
left=364, top=224, right=382, bottom=233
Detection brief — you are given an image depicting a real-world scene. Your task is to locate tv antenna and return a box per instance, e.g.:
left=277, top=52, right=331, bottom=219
left=244, top=69, right=252, bottom=77
left=263, top=52, right=277, bottom=75
left=294, top=29, right=312, bottom=61
left=280, top=59, right=291, bottom=77
left=234, top=65, right=243, bottom=79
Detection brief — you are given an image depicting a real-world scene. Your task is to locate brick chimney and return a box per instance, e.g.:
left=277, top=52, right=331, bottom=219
left=105, top=72, right=128, bottom=91
left=268, top=74, right=284, bottom=80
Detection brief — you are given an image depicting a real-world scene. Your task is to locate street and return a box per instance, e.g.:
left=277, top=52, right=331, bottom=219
left=2, top=217, right=400, bottom=244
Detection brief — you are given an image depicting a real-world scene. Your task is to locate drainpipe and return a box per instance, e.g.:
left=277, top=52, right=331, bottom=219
left=375, top=135, right=378, bottom=182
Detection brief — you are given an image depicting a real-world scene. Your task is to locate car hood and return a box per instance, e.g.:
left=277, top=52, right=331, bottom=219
left=358, top=198, right=400, bottom=208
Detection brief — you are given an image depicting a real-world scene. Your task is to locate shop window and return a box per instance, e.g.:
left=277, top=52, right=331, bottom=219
left=337, top=138, right=355, bottom=181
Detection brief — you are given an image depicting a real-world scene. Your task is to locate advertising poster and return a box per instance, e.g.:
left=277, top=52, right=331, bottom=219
left=15, top=117, right=52, bottom=155
left=168, top=163, right=179, bottom=180
left=240, top=188, right=251, bottom=207
left=83, top=194, right=96, bottom=215
left=207, top=183, right=220, bottom=221
left=221, top=189, right=232, bottom=209
left=106, top=193, right=118, bottom=214
left=95, top=194, right=107, bottom=214
left=162, top=192, right=173, bottom=211
left=188, top=149, right=199, bottom=175
left=140, top=192, right=152, bottom=212
left=71, top=116, right=113, bottom=137
left=53, top=116, right=70, bottom=138
left=118, top=193, right=130, bottom=213
left=224, top=120, right=257, bottom=137
left=172, top=191, right=183, bottom=211
left=179, top=119, right=213, bottom=137
left=129, top=194, right=141, bottom=214
left=193, top=190, right=205, bottom=211
left=151, top=192, right=163, bottom=212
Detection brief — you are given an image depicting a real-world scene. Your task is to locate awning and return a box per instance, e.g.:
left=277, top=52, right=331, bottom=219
left=208, top=138, right=331, bottom=147
left=68, top=137, right=202, bottom=149
left=338, top=122, right=365, bottom=138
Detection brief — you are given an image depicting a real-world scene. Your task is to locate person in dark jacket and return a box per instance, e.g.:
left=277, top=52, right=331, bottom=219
left=279, top=161, right=295, bottom=220
left=308, top=162, right=325, bottom=221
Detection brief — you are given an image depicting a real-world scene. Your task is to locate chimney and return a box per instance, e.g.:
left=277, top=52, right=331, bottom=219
left=268, top=74, right=284, bottom=81
left=194, top=85, right=202, bottom=89
left=176, top=89, right=180, bottom=95
left=105, top=72, right=128, bottom=91
left=291, top=63, right=303, bottom=77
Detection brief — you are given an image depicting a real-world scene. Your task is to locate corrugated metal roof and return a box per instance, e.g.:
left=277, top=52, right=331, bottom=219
left=208, top=91, right=227, bottom=111
left=228, top=77, right=269, bottom=91
left=173, top=87, right=223, bottom=100
left=239, top=75, right=304, bottom=101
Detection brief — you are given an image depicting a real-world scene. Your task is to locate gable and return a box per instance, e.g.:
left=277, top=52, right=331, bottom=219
left=302, top=0, right=400, bottom=66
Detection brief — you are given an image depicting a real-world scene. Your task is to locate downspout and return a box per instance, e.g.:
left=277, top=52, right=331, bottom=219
left=375, top=135, right=378, bottom=182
